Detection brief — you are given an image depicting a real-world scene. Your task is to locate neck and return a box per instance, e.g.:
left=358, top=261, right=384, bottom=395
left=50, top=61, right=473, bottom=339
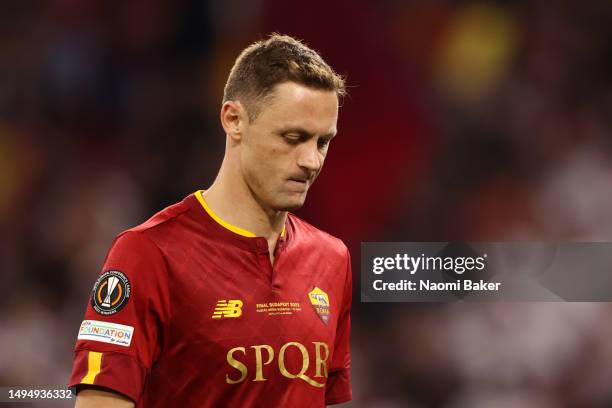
left=202, top=157, right=286, bottom=244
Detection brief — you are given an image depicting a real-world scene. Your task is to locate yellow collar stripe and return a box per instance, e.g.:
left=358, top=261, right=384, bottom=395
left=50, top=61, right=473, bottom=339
left=195, top=190, right=286, bottom=238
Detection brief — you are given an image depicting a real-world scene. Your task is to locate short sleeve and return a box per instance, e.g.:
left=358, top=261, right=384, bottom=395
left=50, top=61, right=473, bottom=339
left=325, top=247, right=352, bottom=405
left=69, top=231, right=170, bottom=402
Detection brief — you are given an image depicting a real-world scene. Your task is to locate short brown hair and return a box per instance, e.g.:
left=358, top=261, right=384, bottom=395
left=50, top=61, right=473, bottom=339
left=223, top=33, right=346, bottom=121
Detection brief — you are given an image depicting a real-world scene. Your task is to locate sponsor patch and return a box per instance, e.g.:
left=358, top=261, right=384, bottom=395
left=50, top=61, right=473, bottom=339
left=78, top=320, right=134, bottom=347
left=308, top=287, right=331, bottom=325
left=91, top=270, right=131, bottom=315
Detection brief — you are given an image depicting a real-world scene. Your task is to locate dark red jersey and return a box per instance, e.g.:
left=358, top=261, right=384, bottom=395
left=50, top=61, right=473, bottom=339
left=69, top=190, right=352, bottom=407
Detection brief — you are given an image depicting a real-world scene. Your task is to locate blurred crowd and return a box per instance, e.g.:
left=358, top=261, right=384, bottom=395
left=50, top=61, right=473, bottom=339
left=1, top=0, right=612, bottom=407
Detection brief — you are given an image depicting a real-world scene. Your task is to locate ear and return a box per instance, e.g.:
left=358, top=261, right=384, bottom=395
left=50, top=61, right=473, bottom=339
left=220, top=101, right=248, bottom=142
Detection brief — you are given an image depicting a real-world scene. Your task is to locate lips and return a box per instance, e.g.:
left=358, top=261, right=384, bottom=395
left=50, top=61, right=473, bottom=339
left=287, top=177, right=310, bottom=191
left=288, top=173, right=311, bottom=183
left=288, top=177, right=308, bottom=183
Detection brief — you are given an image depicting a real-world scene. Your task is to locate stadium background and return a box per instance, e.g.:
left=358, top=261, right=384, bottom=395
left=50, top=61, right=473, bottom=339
left=2, top=0, right=612, bottom=406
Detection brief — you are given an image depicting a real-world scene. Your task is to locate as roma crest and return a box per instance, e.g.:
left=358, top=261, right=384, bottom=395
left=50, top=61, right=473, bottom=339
left=308, top=287, right=330, bottom=325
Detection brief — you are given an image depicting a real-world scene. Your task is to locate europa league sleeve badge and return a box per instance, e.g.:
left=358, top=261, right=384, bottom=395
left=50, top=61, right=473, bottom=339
left=91, top=270, right=132, bottom=315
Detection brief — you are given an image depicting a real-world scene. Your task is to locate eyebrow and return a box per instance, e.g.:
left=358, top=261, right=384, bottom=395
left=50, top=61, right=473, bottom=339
left=278, top=126, right=337, bottom=139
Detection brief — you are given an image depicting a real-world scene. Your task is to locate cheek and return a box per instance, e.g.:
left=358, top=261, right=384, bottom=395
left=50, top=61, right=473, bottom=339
left=243, top=137, right=270, bottom=168
left=242, top=133, right=294, bottom=183
left=242, top=146, right=280, bottom=188
left=316, top=152, right=327, bottom=170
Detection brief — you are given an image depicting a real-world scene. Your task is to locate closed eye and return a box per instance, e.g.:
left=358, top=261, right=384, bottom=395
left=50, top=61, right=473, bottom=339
left=318, top=138, right=331, bottom=149
left=283, top=133, right=302, bottom=144
left=279, top=128, right=336, bottom=148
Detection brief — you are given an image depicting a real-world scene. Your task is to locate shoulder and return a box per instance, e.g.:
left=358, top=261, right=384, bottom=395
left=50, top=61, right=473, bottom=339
left=128, top=198, right=191, bottom=235
left=287, top=213, right=349, bottom=260
left=109, top=196, right=193, bottom=255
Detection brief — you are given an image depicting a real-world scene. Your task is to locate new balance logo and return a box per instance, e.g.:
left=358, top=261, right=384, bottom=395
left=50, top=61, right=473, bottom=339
left=212, top=300, right=243, bottom=319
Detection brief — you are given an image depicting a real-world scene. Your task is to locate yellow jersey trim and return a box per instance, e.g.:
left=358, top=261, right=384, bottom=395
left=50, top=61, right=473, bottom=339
left=194, top=190, right=285, bottom=238
left=81, top=351, right=102, bottom=384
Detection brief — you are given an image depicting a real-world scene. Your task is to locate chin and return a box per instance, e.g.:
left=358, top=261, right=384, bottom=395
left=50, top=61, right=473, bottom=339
left=273, top=194, right=307, bottom=212
left=275, top=201, right=305, bottom=212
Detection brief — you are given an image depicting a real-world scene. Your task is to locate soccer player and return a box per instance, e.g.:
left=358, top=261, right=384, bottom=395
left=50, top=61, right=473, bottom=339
left=70, top=34, right=352, bottom=407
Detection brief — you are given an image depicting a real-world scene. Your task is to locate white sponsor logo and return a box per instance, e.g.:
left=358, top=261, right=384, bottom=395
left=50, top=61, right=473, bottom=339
left=77, top=320, right=134, bottom=347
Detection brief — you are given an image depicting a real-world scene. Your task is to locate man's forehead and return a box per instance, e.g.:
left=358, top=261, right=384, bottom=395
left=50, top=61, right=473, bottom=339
left=263, top=82, right=338, bottom=111
left=256, top=83, right=338, bottom=129
left=274, top=81, right=334, bottom=99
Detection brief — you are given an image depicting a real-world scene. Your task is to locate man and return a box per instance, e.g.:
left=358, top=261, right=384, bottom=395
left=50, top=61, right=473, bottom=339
left=70, top=34, right=352, bottom=407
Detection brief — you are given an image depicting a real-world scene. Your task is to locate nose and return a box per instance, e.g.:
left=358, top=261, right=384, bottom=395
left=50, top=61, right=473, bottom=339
left=296, top=142, right=323, bottom=173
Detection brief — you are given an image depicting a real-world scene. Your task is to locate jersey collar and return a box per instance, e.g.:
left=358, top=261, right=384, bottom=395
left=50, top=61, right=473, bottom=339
left=189, top=190, right=288, bottom=252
